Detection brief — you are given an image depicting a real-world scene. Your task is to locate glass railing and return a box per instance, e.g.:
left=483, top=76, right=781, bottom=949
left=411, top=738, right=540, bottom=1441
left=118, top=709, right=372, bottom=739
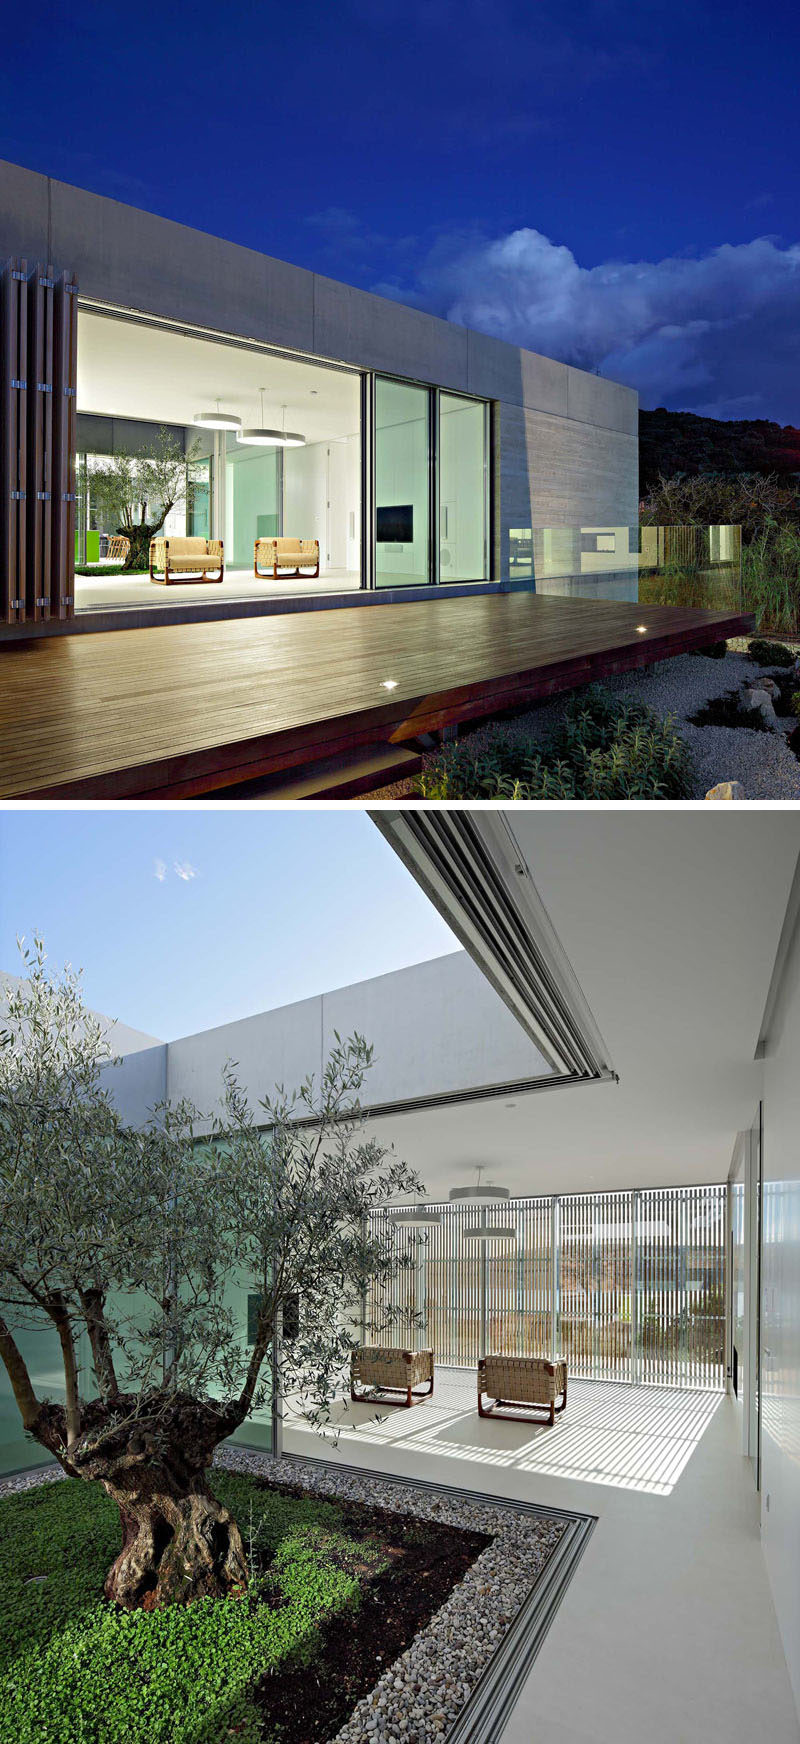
left=508, top=525, right=742, bottom=610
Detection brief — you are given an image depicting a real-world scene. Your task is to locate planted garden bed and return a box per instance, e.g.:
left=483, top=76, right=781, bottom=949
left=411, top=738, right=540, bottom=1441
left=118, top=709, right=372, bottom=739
left=0, top=1456, right=571, bottom=1744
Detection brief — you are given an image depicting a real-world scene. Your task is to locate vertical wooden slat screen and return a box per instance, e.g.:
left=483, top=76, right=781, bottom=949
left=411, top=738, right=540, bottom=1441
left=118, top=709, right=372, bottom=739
left=367, top=1183, right=726, bottom=1390
left=0, top=258, right=77, bottom=626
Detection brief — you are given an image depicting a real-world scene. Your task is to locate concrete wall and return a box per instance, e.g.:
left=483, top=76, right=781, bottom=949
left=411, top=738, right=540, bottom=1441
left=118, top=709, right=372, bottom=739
left=760, top=922, right=800, bottom=1724
left=0, top=159, right=637, bottom=574
left=165, top=951, right=550, bottom=1123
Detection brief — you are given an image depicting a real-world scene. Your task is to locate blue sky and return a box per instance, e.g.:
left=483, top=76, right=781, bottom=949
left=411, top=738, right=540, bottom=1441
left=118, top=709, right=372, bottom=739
left=3, top=0, right=799, bottom=421
left=0, top=811, right=459, bottom=1039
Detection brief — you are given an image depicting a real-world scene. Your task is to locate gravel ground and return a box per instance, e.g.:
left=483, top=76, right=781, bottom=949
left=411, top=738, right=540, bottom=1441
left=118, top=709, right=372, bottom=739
left=0, top=1450, right=569, bottom=1744
left=366, top=647, right=800, bottom=801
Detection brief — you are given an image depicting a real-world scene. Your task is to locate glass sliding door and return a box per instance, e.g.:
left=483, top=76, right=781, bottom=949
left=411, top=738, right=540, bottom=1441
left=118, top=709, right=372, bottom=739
left=439, top=393, right=488, bottom=582
left=375, top=377, right=430, bottom=587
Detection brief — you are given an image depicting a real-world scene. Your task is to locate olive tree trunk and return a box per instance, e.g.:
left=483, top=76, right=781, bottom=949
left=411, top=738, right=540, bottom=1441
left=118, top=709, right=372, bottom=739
left=33, top=1392, right=248, bottom=1610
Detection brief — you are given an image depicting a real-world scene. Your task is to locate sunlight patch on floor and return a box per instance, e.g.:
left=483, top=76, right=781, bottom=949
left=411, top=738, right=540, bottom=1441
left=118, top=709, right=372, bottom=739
left=285, top=1370, right=722, bottom=1497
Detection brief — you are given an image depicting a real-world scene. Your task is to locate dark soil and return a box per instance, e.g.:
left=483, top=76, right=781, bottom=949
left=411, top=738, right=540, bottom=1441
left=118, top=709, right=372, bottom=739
left=252, top=1480, right=492, bottom=1744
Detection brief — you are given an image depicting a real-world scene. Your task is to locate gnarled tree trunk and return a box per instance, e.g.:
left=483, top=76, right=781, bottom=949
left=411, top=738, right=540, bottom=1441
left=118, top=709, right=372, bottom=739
left=33, top=1391, right=248, bottom=1610
left=103, top=1469, right=247, bottom=1609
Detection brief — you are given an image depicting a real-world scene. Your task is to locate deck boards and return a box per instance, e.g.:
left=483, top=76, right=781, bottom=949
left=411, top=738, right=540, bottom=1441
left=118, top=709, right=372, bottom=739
left=0, top=594, right=753, bottom=798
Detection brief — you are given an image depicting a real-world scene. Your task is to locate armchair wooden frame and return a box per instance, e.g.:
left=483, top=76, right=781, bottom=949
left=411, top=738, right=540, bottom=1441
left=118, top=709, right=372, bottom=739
left=350, top=1346, right=435, bottom=1410
left=477, top=1356, right=568, bottom=1426
left=254, top=537, right=320, bottom=580
left=149, top=537, right=224, bottom=585
left=105, top=535, right=130, bottom=565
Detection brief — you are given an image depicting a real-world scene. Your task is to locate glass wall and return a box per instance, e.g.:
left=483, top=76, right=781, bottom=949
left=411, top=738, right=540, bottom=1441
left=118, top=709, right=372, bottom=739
left=439, top=393, right=488, bottom=582
left=368, top=1184, right=727, bottom=1390
left=375, top=378, right=430, bottom=588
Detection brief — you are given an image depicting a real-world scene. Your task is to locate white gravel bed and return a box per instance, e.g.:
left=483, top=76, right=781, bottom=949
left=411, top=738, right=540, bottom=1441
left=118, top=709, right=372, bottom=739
left=442, top=648, right=800, bottom=800
left=216, top=1444, right=567, bottom=1744
left=0, top=1461, right=64, bottom=1498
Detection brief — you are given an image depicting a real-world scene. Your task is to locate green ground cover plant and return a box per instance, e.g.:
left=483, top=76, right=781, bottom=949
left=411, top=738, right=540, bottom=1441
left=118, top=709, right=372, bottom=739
left=417, top=685, right=694, bottom=800
left=0, top=1470, right=386, bottom=1744
left=74, top=565, right=133, bottom=577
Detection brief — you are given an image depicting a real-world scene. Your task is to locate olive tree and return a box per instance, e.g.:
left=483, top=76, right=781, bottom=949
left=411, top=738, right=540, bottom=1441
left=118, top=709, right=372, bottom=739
left=0, top=943, right=421, bottom=1610
left=88, top=428, right=202, bottom=570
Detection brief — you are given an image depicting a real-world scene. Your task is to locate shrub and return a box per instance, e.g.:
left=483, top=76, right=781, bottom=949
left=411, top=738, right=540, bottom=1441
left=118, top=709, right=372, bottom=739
left=747, top=637, right=796, bottom=667
left=417, top=686, right=695, bottom=801
left=690, top=690, right=773, bottom=733
left=742, top=525, right=800, bottom=635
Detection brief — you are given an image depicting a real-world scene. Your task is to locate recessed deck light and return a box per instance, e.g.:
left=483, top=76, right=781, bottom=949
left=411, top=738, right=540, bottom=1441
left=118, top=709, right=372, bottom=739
left=636, top=624, right=648, bottom=632
left=381, top=679, right=398, bottom=690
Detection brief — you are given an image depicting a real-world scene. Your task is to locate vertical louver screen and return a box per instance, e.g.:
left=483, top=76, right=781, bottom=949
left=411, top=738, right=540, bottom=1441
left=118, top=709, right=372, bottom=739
left=1, top=258, right=78, bottom=625
left=367, top=1185, right=726, bottom=1392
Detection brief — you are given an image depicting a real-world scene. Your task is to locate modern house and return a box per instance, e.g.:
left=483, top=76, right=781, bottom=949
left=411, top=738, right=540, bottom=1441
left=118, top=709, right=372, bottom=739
left=0, top=156, right=640, bottom=633
left=2, top=809, right=799, bottom=1742
left=0, top=162, right=754, bottom=797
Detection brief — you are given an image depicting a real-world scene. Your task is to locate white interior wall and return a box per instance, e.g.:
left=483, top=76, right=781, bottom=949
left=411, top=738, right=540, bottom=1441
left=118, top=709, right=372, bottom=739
left=283, top=436, right=360, bottom=574
left=760, top=919, right=800, bottom=1722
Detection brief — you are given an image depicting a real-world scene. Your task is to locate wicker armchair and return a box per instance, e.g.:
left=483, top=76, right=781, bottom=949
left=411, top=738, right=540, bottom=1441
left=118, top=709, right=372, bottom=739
left=149, top=536, right=224, bottom=585
left=254, top=537, right=320, bottom=580
left=478, top=1355, right=567, bottom=1426
left=350, top=1345, right=434, bottom=1409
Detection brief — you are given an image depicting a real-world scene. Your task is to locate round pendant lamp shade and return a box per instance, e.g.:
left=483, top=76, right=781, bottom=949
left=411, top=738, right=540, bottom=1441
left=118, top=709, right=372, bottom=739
left=238, top=393, right=305, bottom=448
left=193, top=400, right=241, bottom=432
left=387, top=1204, right=443, bottom=1228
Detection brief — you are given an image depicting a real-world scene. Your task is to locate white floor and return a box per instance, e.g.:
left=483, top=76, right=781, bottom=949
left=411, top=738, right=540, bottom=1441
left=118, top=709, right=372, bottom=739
left=74, top=567, right=361, bottom=612
left=283, top=1370, right=800, bottom=1744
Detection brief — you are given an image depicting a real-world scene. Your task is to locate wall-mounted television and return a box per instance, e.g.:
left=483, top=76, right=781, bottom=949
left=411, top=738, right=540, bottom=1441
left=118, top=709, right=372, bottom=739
left=377, top=504, right=413, bottom=543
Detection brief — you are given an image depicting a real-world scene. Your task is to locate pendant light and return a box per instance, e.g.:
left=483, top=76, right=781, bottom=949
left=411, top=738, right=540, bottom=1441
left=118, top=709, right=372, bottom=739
left=450, top=1167, right=515, bottom=1242
left=387, top=1203, right=443, bottom=1228
left=193, top=398, right=241, bottom=432
left=238, top=392, right=305, bottom=449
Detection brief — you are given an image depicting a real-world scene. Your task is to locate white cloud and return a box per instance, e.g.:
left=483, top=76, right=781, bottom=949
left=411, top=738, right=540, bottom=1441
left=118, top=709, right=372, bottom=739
left=154, top=858, right=199, bottom=884
left=377, top=229, right=800, bottom=421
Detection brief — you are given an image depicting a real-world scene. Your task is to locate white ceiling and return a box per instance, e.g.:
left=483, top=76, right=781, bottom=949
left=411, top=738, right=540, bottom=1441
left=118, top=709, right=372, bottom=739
left=368, top=812, right=800, bottom=1197
left=77, top=310, right=360, bottom=441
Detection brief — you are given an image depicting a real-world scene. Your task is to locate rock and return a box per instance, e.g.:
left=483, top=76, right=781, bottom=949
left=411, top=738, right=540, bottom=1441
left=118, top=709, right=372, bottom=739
left=746, top=687, right=778, bottom=724
left=705, top=782, right=746, bottom=800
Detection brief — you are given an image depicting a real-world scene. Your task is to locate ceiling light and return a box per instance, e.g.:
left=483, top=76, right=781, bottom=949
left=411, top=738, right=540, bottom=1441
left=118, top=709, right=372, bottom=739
left=193, top=399, right=241, bottom=431
left=381, top=679, right=398, bottom=690
left=238, top=391, right=305, bottom=448
left=636, top=624, right=647, bottom=633
left=388, top=1204, right=443, bottom=1227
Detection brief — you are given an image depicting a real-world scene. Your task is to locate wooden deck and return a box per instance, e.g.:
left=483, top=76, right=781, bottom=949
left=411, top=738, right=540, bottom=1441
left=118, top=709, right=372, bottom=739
left=0, top=594, right=754, bottom=799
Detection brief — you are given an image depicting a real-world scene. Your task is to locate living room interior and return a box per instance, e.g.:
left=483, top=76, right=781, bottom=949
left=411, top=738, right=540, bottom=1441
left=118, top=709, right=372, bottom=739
left=74, top=307, right=363, bottom=610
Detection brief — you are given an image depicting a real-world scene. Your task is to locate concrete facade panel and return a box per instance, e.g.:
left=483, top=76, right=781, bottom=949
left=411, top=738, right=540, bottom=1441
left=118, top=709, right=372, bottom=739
left=166, top=994, right=325, bottom=1121
left=157, top=954, right=548, bottom=1127
left=312, top=273, right=469, bottom=386
left=566, top=366, right=638, bottom=437
left=321, top=953, right=547, bottom=1107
